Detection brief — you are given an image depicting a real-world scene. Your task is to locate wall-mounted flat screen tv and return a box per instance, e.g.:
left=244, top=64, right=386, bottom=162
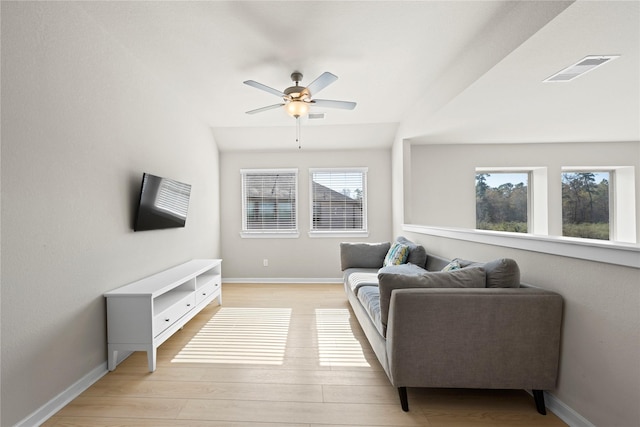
left=134, top=173, right=191, bottom=231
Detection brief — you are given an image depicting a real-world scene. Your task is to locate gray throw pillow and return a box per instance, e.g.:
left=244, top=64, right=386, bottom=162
left=396, top=236, right=428, bottom=268
left=455, top=258, right=520, bottom=288
left=340, top=242, right=391, bottom=270
left=378, top=267, right=486, bottom=326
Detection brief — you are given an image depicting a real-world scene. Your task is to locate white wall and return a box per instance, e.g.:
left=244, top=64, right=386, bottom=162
left=1, top=3, right=221, bottom=425
left=220, top=149, right=392, bottom=280
left=392, top=139, right=640, bottom=427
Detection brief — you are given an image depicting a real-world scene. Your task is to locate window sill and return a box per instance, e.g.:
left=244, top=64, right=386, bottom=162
left=308, top=230, right=369, bottom=238
left=240, top=231, right=300, bottom=239
left=402, top=224, right=640, bottom=269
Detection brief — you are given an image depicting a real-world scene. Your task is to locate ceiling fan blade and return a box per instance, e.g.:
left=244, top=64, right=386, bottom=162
left=305, top=72, right=338, bottom=97
left=245, top=103, right=284, bottom=114
left=243, top=80, right=286, bottom=98
left=311, top=99, right=357, bottom=110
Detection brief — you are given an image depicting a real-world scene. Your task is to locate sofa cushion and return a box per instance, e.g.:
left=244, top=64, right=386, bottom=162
left=340, top=242, right=391, bottom=270
left=383, top=242, right=409, bottom=266
left=378, top=267, right=486, bottom=327
left=425, top=252, right=452, bottom=272
left=356, top=286, right=384, bottom=337
left=396, top=236, right=428, bottom=268
left=378, top=263, right=428, bottom=276
left=344, top=269, right=379, bottom=296
left=455, top=258, right=520, bottom=288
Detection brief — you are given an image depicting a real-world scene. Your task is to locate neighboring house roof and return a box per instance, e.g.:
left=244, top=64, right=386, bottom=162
left=311, top=181, right=360, bottom=204
left=245, top=178, right=360, bottom=204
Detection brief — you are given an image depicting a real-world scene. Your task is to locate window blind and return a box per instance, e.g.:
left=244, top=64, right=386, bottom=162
left=241, top=169, right=298, bottom=232
left=310, top=169, right=367, bottom=231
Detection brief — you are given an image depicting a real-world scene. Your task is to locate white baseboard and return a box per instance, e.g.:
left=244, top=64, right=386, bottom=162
left=15, top=351, right=134, bottom=427
left=545, top=391, right=595, bottom=427
left=15, top=363, right=108, bottom=427
left=223, top=278, right=342, bottom=284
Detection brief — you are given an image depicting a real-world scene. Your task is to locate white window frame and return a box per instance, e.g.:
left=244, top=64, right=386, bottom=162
left=562, top=166, right=636, bottom=243
left=308, top=167, right=369, bottom=238
left=240, top=168, right=299, bottom=238
left=475, top=167, right=548, bottom=236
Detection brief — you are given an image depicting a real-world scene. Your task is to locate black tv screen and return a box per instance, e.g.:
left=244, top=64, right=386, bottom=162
left=134, top=173, right=191, bottom=231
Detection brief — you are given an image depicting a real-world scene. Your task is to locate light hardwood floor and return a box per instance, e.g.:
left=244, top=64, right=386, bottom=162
left=44, top=283, right=567, bottom=426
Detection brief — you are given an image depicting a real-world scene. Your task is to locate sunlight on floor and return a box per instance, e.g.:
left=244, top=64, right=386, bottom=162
left=172, top=307, right=291, bottom=365
left=315, top=308, right=370, bottom=367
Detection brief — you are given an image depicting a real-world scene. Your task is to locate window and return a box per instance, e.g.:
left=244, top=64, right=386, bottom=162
left=475, top=171, right=530, bottom=233
left=310, top=168, right=367, bottom=236
left=561, top=167, right=636, bottom=243
left=241, top=169, right=298, bottom=237
left=562, top=171, right=610, bottom=240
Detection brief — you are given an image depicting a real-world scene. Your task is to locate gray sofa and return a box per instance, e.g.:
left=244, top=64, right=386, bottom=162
left=340, top=236, right=563, bottom=414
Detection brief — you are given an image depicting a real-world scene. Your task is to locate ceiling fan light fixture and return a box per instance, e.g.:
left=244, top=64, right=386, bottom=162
left=286, top=100, right=310, bottom=118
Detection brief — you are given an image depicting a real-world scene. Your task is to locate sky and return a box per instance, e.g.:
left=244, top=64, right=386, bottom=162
left=478, top=171, right=609, bottom=188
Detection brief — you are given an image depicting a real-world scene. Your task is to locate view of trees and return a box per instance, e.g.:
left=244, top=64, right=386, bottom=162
left=476, top=173, right=528, bottom=233
left=341, top=188, right=363, bottom=200
left=475, top=172, right=610, bottom=240
left=562, top=172, right=609, bottom=240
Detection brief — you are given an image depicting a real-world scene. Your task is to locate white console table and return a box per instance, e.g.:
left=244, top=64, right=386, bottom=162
left=105, top=259, right=222, bottom=372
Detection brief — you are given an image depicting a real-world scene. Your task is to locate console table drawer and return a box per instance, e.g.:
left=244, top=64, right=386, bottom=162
left=153, top=292, right=195, bottom=336
left=196, top=280, right=220, bottom=305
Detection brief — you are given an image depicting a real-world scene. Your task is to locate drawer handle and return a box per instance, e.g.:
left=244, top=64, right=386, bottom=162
left=165, top=318, right=170, bottom=322
left=202, top=292, right=207, bottom=296
left=187, top=303, right=191, bottom=307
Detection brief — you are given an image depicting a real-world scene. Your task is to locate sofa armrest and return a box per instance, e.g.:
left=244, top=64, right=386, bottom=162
left=385, top=287, right=563, bottom=390
left=340, top=242, right=390, bottom=270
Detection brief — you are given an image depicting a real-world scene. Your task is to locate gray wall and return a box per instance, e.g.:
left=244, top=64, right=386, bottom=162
left=392, top=140, right=640, bottom=427
left=220, top=149, right=392, bottom=280
left=408, top=141, right=640, bottom=241
left=1, top=3, right=221, bottom=425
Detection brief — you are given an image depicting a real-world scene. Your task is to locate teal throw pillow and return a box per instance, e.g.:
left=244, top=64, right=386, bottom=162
left=441, top=259, right=461, bottom=272
left=383, top=242, right=409, bottom=267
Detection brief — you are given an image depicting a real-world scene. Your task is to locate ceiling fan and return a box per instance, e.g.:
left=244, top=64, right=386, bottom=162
left=243, top=71, right=356, bottom=118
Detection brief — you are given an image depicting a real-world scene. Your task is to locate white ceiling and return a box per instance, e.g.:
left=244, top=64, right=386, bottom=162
left=79, top=1, right=639, bottom=151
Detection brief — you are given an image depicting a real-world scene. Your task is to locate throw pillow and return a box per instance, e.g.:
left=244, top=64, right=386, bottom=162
left=454, top=257, right=520, bottom=288
left=441, top=259, right=461, bottom=272
left=396, top=236, right=428, bottom=268
left=383, top=242, right=409, bottom=266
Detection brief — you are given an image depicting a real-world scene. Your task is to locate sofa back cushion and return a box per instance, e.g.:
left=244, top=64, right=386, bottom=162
left=456, top=258, right=521, bottom=288
left=396, top=236, right=428, bottom=268
left=340, top=242, right=391, bottom=270
left=425, top=253, right=452, bottom=272
left=377, top=267, right=486, bottom=327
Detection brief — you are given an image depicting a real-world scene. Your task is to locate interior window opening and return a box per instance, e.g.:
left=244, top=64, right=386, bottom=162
left=475, top=172, right=530, bottom=233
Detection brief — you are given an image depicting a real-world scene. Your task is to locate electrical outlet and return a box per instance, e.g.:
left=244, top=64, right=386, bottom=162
left=263, top=259, right=269, bottom=267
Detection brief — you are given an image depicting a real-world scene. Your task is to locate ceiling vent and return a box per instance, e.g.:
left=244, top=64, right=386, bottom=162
left=544, top=55, right=620, bottom=82
left=308, top=112, right=325, bottom=120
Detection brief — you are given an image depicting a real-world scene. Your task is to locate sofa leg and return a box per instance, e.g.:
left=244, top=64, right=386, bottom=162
left=398, top=387, right=409, bottom=412
left=533, top=390, right=547, bottom=415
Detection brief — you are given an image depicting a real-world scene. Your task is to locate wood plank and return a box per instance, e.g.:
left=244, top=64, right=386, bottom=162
left=45, top=283, right=566, bottom=426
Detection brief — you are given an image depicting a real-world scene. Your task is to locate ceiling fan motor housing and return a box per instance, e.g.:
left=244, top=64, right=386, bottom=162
left=290, top=71, right=303, bottom=83
left=284, top=85, right=310, bottom=102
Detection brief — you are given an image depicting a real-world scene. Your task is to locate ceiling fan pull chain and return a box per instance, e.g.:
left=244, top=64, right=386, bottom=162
left=296, top=116, right=301, bottom=149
